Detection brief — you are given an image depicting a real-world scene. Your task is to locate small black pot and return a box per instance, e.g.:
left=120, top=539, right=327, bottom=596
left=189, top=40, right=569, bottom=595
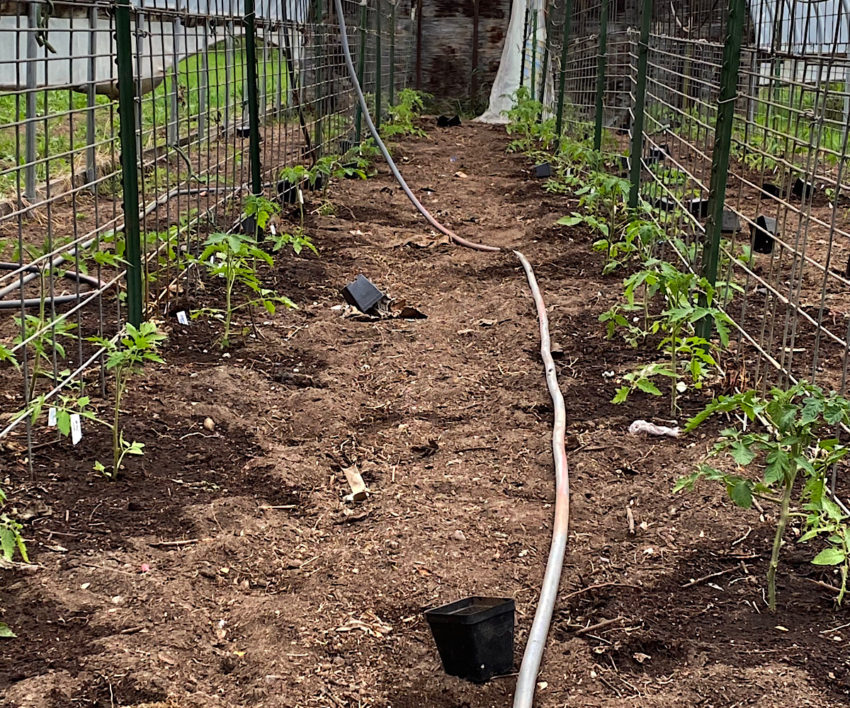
left=761, top=182, right=780, bottom=199
left=277, top=179, right=299, bottom=204
left=532, top=162, right=552, bottom=179
left=653, top=195, right=676, bottom=212
left=341, top=274, right=385, bottom=314
left=688, top=197, right=710, bottom=219
left=308, top=173, right=327, bottom=191
left=792, top=177, right=815, bottom=200
left=752, top=214, right=777, bottom=254
left=649, top=144, right=671, bottom=162
left=721, top=209, right=741, bottom=233
left=425, top=596, right=514, bottom=684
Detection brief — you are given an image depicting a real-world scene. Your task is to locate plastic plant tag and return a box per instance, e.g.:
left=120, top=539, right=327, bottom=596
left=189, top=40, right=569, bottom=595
left=176, top=311, right=189, bottom=326
left=70, top=414, right=82, bottom=445
left=269, top=222, right=276, bottom=235
left=48, top=407, right=57, bottom=427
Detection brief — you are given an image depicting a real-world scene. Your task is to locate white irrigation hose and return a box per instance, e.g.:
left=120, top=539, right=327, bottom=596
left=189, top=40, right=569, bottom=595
left=512, top=251, right=571, bottom=708
left=332, top=2, right=570, bottom=704
left=333, top=0, right=497, bottom=253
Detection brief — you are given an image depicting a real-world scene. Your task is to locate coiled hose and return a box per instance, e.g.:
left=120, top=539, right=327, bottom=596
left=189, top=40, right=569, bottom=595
left=332, top=2, right=570, bottom=704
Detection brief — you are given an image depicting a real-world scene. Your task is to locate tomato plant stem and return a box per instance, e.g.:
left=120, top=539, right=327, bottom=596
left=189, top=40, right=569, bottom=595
left=768, top=467, right=797, bottom=611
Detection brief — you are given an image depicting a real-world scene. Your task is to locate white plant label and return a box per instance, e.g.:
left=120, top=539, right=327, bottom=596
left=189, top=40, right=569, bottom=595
left=70, top=414, right=82, bottom=445
left=269, top=223, right=276, bottom=235
left=48, top=407, right=57, bottom=427
left=176, top=311, right=189, bottom=325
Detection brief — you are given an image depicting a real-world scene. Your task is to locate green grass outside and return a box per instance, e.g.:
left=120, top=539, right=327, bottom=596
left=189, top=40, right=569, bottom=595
left=0, top=39, right=287, bottom=196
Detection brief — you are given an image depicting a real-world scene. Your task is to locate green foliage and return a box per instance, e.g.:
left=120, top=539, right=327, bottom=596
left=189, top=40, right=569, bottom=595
left=244, top=194, right=281, bottom=235
left=89, top=322, right=165, bottom=478
left=503, top=87, right=558, bottom=153
left=676, top=382, right=850, bottom=608
left=382, top=89, right=431, bottom=139
left=197, top=231, right=295, bottom=347
left=0, top=486, right=28, bottom=566
left=21, top=393, right=101, bottom=438
left=0, top=343, right=18, bottom=369
left=13, top=308, right=77, bottom=397
left=603, top=258, right=731, bottom=412
left=271, top=226, right=317, bottom=256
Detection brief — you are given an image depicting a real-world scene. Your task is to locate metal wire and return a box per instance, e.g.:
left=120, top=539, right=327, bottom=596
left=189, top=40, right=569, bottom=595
left=0, top=0, right=413, bottom=459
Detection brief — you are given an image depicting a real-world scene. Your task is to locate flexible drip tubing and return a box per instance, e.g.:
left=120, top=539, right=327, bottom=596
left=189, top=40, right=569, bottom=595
left=0, top=263, right=103, bottom=310
left=0, top=184, right=241, bottom=306
left=512, top=251, right=571, bottom=708
left=332, top=2, right=570, bottom=704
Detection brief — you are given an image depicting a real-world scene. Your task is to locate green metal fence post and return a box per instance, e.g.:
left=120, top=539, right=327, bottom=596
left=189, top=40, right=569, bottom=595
left=375, top=0, right=383, bottom=130
left=355, top=0, right=367, bottom=143
left=389, top=0, right=396, bottom=106
left=698, top=0, right=746, bottom=338
left=593, top=0, right=609, bottom=151
left=627, top=0, right=653, bottom=209
left=244, top=0, right=263, bottom=196
left=555, top=0, right=573, bottom=135
left=115, top=0, right=142, bottom=327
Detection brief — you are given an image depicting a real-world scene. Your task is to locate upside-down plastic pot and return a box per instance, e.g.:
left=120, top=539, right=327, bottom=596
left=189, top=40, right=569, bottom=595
left=424, top=597, right=515, bottom=684
left=532, top=162, right=552, bottom=179
left=752, top=215, right=777, bottom=254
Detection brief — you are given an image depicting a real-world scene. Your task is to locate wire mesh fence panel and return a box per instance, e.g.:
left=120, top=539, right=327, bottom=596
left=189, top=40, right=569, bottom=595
left=0, top=0, right=413, bottom=463
left=539, top=0, right=850, bottom=406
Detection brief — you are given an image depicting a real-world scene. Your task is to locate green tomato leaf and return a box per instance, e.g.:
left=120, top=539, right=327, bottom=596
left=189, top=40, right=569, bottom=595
left=612, top=386, right=629, bottom=404
left=729, top=441, right=755, bottom=467
left=0, top=622, right=16, bottom=638
left=635, top=378, right=662, bottom=396
left=812, top=547, right=846, bottom=565
left=729, top=480, right=753, bottom=509
left=0, top=527, right=16, bottom=561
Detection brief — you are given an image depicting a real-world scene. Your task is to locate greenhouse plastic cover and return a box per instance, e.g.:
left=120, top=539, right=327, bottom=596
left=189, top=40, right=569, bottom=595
left=477, top=0, right=553, bottom=124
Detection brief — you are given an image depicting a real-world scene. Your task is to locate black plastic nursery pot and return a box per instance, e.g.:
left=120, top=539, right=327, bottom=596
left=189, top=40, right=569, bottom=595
left=532, top=162, right=552, bottom=179
left=341, top=274, right=385, bottom=313
left=309, top=173, right=327, bottom=191
left=792, top=177, right=815, bottom=199
left=424, top=597, right=515, bottom=684
left=649, top=144, right=670, bottom=162
left=721, top=209, right=741, bottom=233
left=241, top=214, right=258, bottom=236
left=688, top=197, right=710, bottom=219
left=762, top=182, right=780, bottom=199
left=752, top=215, right=777, bottom=254
left=653, top=195, right=677, bottom=212
left=277, top=179, right=299, bottom=204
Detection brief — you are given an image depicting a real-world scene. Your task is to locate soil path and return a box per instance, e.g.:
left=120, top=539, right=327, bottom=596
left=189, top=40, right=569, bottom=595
left=2, top=123, right=849, bottom=707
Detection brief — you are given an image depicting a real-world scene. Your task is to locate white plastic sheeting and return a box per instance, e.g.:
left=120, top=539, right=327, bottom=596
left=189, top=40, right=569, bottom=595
left=749, top=0, right=850, bottom=54
left=477, top=0, right=554, bottom=124
left=0, top=0, right=306, bottom=90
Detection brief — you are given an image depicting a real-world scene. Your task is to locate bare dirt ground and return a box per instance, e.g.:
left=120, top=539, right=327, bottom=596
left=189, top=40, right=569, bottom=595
left=2, top=121, right=850, bottom=708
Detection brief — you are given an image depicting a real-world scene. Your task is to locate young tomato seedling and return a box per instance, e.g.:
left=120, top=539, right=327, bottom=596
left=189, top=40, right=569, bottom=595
left=676, top=382, right=850, bottom=609
left=197, top=231, right=295, bottom=347
left=89, top=322, right=166, bottom=478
